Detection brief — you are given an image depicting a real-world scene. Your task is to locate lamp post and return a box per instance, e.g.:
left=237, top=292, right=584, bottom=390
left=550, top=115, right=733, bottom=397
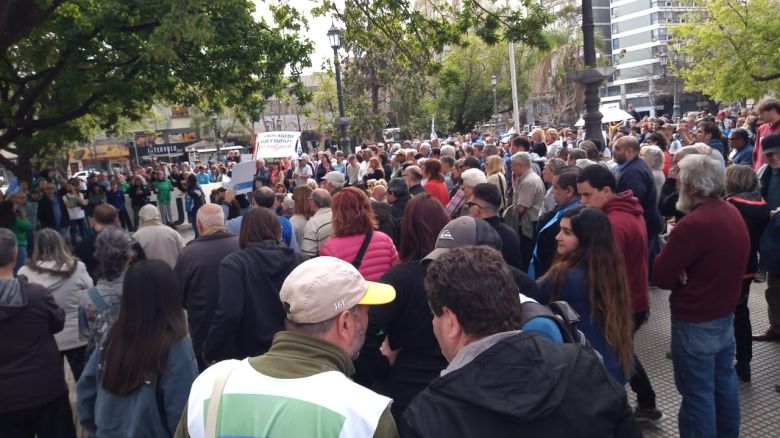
left=211, top=116, right=221, bottom=161
left=670, top=51, right=681, bottom=120
left=328, top=24, right=352, bottom=155
left=567, top=0, right=614, bottom=146
left=491, top=75, right=498, bottom=129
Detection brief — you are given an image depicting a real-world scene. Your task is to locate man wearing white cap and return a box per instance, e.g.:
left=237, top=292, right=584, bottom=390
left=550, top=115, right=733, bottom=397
left=176, top=257, right=399, bottom=438
left=322, top=171, right=345, bottom=195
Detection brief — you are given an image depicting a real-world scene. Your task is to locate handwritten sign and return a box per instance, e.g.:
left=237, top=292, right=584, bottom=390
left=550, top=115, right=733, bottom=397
left=254, top=131, right=301, bottom=159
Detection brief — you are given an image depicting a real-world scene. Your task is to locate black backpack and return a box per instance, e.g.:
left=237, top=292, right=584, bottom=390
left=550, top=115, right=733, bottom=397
left=520, top=300, right=595, bottom=350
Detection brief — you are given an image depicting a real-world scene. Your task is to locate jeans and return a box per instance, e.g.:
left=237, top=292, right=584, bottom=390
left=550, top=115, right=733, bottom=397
left=734, top=278, right=752, bottom=366
left=188, top=211, right=199, bottom=238
left=629, top=310, right=657, bottom=409
left=68, top=218, right=87, bottom=244
left=672, top=315, right=740, bottom=438
left=158, top=201, right=173, bottom=225
left=765, top=272, right=780, bottom=335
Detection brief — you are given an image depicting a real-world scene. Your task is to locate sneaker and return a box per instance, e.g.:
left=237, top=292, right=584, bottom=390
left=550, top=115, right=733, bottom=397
left=755, top=270, right=766, bottom=283
left=634, top=407, right=665, bottom=425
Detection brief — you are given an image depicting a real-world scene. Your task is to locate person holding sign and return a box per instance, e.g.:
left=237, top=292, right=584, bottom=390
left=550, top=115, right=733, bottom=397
left=293, top=156, right=312, bottom=187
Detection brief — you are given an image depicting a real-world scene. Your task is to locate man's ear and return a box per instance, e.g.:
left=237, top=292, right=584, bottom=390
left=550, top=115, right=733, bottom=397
left=441, top=306, right=462, bottom=340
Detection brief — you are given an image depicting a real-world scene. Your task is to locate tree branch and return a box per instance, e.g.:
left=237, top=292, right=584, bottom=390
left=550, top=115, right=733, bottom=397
left=117, top=21, right=162, bottom=33
left=751, top=72, right=780, bottom=82
left=16, top=92, right=102, bottom=130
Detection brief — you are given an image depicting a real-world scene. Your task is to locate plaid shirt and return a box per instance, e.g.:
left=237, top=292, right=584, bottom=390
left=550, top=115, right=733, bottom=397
left=445, top=188, right=466, bottom=219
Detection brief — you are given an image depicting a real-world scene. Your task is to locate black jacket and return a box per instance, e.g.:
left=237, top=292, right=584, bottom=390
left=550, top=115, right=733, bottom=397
left=616, top=157, right=663, bottom=238
left=37, top=193, right=69, bottom=229
left=400, top=332, right=640, bottom=438
left=202, top=239, right=307, bottom=363
left=355, top=260, right=537, bottom=420
left=0, top=276, right=66, bottom=413
left=390, top=194, right=412, bottom=221
left=484, top=215, right=522, bottom=270
left=174, top=231, right=240, bottom=371
left=659, top=177, right=683, bottom=221
left=129, top=183, right=151, bottom=208
left=408, top=184, right=427, bottom=197
left=530, top=209, right=560, bottom=277
left=726, top=193, right=770, bottom=275
left=74, top=232, right=146, bottom=282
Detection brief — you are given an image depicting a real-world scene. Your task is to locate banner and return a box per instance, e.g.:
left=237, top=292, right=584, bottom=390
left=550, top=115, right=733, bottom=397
left=254, top=131, right=301, bottom=160
left=228, top=160, right=256, bottom=195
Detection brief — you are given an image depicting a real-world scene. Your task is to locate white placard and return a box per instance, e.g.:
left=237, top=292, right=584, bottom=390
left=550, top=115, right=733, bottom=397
left=229, top=160, right=256, bottom=194
left=254, top=131, right=301, bottom=160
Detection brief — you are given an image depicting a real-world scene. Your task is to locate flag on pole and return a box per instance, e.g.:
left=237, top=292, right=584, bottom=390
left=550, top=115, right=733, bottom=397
left=430, top=117, right=437, bottom=140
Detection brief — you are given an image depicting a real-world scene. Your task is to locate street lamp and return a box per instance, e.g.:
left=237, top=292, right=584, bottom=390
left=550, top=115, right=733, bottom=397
left=328, top=24, right=352, bottom=155
left=567, top=0, right=614, bottom=146
left=491, top=75, right=498, bottom=128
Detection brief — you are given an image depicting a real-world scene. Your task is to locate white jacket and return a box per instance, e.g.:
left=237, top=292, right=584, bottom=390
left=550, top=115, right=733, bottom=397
left=18, top=260, right=93, bottom=351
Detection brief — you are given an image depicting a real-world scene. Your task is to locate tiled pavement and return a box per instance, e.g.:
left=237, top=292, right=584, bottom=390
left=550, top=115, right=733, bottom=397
left=633, top=283, right=780, bottom=437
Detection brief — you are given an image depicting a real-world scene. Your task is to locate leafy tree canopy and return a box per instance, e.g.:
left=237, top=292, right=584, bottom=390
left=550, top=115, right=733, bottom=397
left=675, top=0, right=780, bottom=102
left=0, top=0, right=312, bottom=179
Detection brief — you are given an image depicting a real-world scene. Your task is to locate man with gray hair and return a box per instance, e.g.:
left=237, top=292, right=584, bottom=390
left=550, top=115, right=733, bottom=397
left=133, top=204, right=185, bottom=269
left=0, top=229, right=76, bottom=436
left=653, top=154, right=749, bottom=437
left=659, top=145, right=707, bottom=221
left=510, top=151, right=545, bottom=270
left=402, top=165, right=426, bottom=196
left=301, top=189, right=333, bottom=257
left=175, top=204, right=239, bottom=371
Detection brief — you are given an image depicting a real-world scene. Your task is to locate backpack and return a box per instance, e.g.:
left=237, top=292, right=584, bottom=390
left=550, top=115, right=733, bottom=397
left=520, top=300, right=601, bottom=362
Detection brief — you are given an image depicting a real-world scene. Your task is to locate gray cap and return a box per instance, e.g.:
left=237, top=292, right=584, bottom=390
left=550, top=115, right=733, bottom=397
left=424, top=216, right=503, bottom=261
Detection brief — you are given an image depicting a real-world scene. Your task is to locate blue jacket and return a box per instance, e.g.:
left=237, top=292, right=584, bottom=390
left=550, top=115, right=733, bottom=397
left=76, top=336, right=198, bottom=437
left=615, top=157, right=663, bottom=238
left=225, top=211, right=299, bottom=250
left=760, top=213, right=780, bottom=275
left=732, top=144, right=754, bottom=166
left=535, top=266, right=626, bottom=384
left=105, top=190, right=126, bottom=212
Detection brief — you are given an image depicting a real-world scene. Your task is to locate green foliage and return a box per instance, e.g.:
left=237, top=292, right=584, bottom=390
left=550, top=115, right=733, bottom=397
left=674, top=0, right=780, bottom=101
left=0, top=0, right=312, bottom=180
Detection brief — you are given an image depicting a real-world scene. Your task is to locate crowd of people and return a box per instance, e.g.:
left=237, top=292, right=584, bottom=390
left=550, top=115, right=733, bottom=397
left=1, top=98, right=779, bottom=438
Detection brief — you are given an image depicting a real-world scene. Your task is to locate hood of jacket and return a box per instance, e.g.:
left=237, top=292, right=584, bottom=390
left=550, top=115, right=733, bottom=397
left=604, top=190, right=644, bottom=217
left=0, top=278, right=26, bottom=322
left=240, top=240, right=303, bottom=276
left=428, top=332, right=597, bottom=420
left=726, top=192, right=770, bottom=222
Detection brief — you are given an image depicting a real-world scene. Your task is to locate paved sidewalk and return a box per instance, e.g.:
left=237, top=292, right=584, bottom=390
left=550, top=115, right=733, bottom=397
left=633, top=283, right=780, bottom=437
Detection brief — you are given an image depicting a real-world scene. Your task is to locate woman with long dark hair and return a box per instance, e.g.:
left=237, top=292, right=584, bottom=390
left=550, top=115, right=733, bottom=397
left=536, top=206, right=634, bottom=383
left=77, top=260, right=196, bottom=437
left=202, top=208, right=306, bottom=363
left=353, top=193, right=450, bottom=418
left=320, top=187, right=398, bottom=281
left=18, top=229, right=92, bottom=379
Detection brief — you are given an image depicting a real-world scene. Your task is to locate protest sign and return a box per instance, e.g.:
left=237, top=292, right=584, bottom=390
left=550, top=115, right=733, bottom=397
left=229, top=160, right=256, bottom=194
left=254, top=131, right=301, bottom=160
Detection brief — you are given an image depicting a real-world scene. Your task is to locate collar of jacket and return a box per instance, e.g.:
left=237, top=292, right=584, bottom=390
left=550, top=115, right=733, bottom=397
left=250, top=331, right=355, bottom=377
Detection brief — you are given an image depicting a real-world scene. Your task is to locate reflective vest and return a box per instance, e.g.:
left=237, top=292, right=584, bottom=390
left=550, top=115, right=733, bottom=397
left=186, top=359, right=391, bottom=438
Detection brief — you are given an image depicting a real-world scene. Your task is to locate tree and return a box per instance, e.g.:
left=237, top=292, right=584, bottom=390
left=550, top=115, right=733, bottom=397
left=313, top=0, right=553, bottom=140
left=0, top=0, right=312, bottom=181
left=674, top=0, right=780, bottom=102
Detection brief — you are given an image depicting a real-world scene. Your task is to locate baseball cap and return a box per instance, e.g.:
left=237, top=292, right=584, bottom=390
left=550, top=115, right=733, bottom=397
left=424, top=216, right=503, bottom=261
left=322, top=171, right=345, bottom=185
left=280, top=257, right=396, bottom=324
left=762, top=133, right=780, bottom=155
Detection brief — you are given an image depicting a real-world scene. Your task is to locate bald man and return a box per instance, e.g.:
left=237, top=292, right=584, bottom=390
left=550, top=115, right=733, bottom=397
left=301, top=189, right=332, bottom=257
left=175, top=203, right=239, bottom=371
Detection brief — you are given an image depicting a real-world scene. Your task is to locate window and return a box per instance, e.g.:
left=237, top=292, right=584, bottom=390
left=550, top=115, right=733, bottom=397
left=611, top=7, right=618, bottom=18
left=612, top=24, right=619, bottom=34
left=170, top=106, right=189, bottom=118
left=612, top=39, right=620, bottom=50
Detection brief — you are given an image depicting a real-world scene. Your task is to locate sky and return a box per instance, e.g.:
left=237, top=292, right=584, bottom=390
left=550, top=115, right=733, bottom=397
left=252, top=0, right=341, bottom=75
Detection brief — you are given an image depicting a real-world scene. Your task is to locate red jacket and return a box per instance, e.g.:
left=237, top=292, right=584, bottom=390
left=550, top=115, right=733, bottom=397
left=424, top=179, right=450, bottom=207
left=321, top=231, right=399, bottom=281
left=603, top=191, right=649, bottom=313
left=652, top=198, right=749, bottom=322
left=754, top=119, right=780, bottom=171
